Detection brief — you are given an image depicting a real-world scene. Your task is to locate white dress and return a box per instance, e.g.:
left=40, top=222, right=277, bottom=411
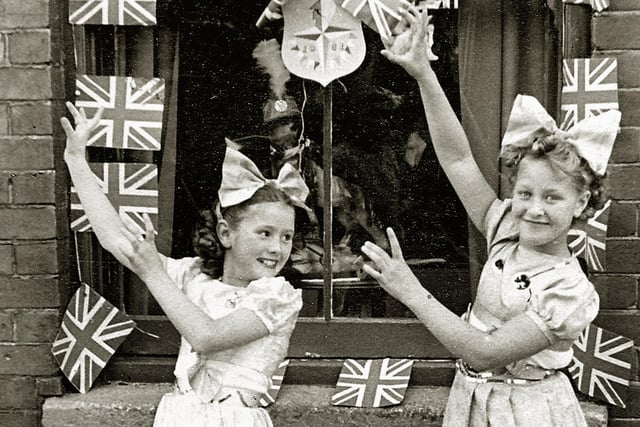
left=153, top=257, right=303, bottom=427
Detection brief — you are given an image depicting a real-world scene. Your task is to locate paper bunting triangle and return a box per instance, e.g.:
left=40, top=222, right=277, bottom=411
left=52, top=284, right=136, bottom=393
left=568, top=323, right=633, bottom=407
left=560, top=58, right=618, bottom=131
left=331, top=358, right=413, bottom=407
left=70, top=162, right=158, bottom=234
left=568, top=199, right=611, bottom=272
left=259, top=359, right=290, bottom=407
left=75, top=75, right=165, bottom=151
left=69, top=0, right=157, bottom=25
left=562, top=0, right=609, bottom=12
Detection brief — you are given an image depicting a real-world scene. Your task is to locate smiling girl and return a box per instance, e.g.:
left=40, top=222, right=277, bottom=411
left=61, top=102, right=307, bottom=426
left=360, top=7, right=621, bottom=426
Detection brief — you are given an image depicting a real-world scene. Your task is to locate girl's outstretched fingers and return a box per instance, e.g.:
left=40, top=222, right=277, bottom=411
left=386, top=227, right=403, bottom=259
left=142, top=213, right=156, bottom=243
left=120, top=213, right=144, bottom=242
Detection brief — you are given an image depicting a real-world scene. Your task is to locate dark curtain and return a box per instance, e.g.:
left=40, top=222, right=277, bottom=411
left=458, top=0, right=561, bottom=292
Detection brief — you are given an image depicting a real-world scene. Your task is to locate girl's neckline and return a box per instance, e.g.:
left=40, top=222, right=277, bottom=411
left=517, top=243, right=573, bottom=261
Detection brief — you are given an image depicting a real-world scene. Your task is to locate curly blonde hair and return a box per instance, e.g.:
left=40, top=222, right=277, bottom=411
left=500, top=134, right=608, bottom=221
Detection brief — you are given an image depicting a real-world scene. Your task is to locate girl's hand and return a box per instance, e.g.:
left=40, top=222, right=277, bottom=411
left=361, top=228, right=422, bottom=304
left=381, top=6, right=435, bottom=81
left=119, top=213, right=163, bottom=282
left=60, top=101, right=104, bottom=159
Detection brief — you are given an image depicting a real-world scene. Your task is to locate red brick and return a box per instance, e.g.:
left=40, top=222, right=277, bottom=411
left=0, top=244, right=14, bottom=274
left=7, top=30, right=50, bottom=64
left=14, top=309, right=58, bottom=342
left=592, top=274, right=638, bottom=309
left=607, top=240, right=640, bottom=273
left=10, top=102, right=53, bottom=135
left=0, top=173, right=8, bottom=204
left=593, top=51, right=640, bottom=89
left=595, top=311, right=640, bottom=343
left=0, top=411, right=40, bottom=427
left=0, top=277, right=60, bottom=308
left=0, top=0, right=49, bottom=29
left=0, top=344, right=58, bottom=375
left=0, top=311, right=13, bottom=341
left=620, top=90, right=640, bottom=127
left=0, top=137, right=54, bottom=170
left=608, top=0, right=640, bottom=11
left=0, top=68, right=51, bottom=100
left=11, top=171, right=55, bottom=204
left=609, top=202, right=638, bottom=237
left=593, top=13, right=640, bottom=50
left=0, top=377, right=38, bottom=409
left=612, top=127, right=640, bottom=164
left=15, top=242, right=57, bottom=274
left=609, top=165, right=640, bottom=200
left=0, top=207, right=56, bottom=239
left=0, top=34, right=5, bottom=65
left=36, top=377, right=62, bottom=397
left=0, top=103, right=8, bottom=135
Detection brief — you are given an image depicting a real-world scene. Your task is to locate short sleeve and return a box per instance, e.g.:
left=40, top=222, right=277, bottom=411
left=483, top=199, right=519, bottom=249
left=525, top=274, right=599, bottom=343
left=165, top=256, right=202, bottom=291
left=238, top=277, right=303, bottom=333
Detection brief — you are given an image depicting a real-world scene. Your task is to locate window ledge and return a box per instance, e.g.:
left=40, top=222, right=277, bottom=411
left=42, top=383, right=608, bottom=426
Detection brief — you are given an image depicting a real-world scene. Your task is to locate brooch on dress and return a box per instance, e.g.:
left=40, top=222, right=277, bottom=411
left=226, top=291, right=240, bottom=309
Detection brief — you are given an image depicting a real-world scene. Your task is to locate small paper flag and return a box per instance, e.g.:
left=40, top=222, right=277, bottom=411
left=416, top=0, right=458, bottom=9
left=562, top=0, right=609, bottom=12
left=75, top=75, right=165, bottom=151
left=70, top=162, right=159, bottom=234
left=568, top=199, right=610, bottom=272
left=69, top=0, right=157, bottom=25
left=568, top=323, right=633, bottom=407
left=338, top=0, right=407, bottom=40
left=51, top=284, right=136, bottom=393
left=259, top=359, right=290, bottom=407
left=560, top=58, right=618, bottom=131
left=331, top=358, right=413, bottom=407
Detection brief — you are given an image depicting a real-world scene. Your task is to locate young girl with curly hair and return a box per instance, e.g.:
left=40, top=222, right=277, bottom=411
left=360, top=7, right=621, bottom=426
left=61, top=102, right=309, bottom=426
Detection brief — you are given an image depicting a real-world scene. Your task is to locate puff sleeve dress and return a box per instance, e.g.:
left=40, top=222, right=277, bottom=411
left=442, top=199, right=599, bottom=427
left=152, top=257, right=303, bottom=427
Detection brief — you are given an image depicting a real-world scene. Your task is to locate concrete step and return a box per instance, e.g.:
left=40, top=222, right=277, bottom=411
left=42, top=383, right=608, bottom=427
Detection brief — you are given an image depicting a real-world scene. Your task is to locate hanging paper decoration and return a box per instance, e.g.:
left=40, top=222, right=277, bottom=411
left=560, top=58, right=619, bottom=131
left=568, top=200, right=611, bottom=272
left=331, top=358, right=413, bottom=407
left=568, top=323, right=633, bottom=407
left=416, top=0, right=458, bottom=9
left=70, top=162, right=159, bottom=234
left=69, top=0, right=157, bottom=25
left=562, top=0, right=609, bottom=12
left=75, top=75, right=164, bottom=151
left=281, top=0, right=366, bottom=87
left=259, top=359, right=290, bottom=407
left=51, top=284, right=136, bottom=393
left=338, top=0, right=409, bottom=40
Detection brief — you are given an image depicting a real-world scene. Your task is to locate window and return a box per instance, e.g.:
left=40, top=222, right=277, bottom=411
left=70, top=1, right=561, bottom=382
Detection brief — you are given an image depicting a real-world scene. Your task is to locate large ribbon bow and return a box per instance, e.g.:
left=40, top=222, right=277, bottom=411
left=501, top=94, right=621, bottom=176
left=219, top=147, right=310, bottom=210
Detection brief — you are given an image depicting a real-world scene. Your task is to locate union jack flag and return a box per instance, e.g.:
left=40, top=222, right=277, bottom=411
left=568, top=199, right=610, bottom=272
left=69, top=0, right=157, bottom=25
left=70, top=162, right=159, bottom=234
left=568, top=323, right=633, bottom=407
left=339, top=0, right=409, bottom=39
left=51, top=284, right=136, bottom=393
left=259, top=359, right=290, bottom=407
left=416, top=0, right=458, bottom=9
left=560, top=58, right=619, bottom=131
left=331, top=358, right=413, bottom=407
left=562, top=0, right=609, bottom=12
left=75, top=75, right=164, bottom=151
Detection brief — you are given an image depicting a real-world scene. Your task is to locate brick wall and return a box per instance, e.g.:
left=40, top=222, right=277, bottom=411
left=592, top=0, right=640, bottom=425
left=0, top=0, right=69, bottom=424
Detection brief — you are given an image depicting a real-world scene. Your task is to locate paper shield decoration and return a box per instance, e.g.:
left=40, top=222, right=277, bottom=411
left=52, top=284, right=136, bottom=393
left=282, top=0, right=365, bottom=87
left=70, top=162, right=159, bottom=234
left=75, top=75, right=165, bottom=151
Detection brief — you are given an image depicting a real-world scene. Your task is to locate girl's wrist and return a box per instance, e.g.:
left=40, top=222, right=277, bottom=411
left=404, top=286, right=434, bottom=311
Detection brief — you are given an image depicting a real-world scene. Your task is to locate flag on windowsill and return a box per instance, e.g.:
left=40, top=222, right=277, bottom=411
left=52, top=284, right=136, bottom=393
left=259, top=359, right=290, bottom=407
left=562, top=0, right=609, bottom=12
left=568, top=199, right=611, bottom=272
left=331, top=358, right=413, bottom=407
left=568, top=323, right=633, bottom=407
left=560, top=58, right=618, bottom=131
left=75, top=75, right=165, bottom=151
left=69, top=0, right=157, bottom=25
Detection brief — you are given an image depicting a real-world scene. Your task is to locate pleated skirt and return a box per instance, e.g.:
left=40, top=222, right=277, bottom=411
left=442, top=370, right=588, bottom=427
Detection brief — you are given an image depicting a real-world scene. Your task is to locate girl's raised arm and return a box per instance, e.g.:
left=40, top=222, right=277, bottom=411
left=382, top=8, right=496, bottom=233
